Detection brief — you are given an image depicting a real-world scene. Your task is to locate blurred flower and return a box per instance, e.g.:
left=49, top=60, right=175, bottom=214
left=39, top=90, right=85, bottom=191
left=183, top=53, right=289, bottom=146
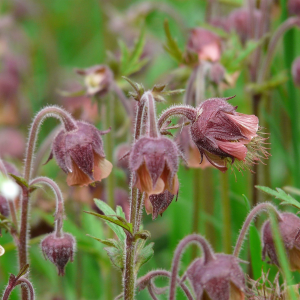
left=129, top=137, right=179, bottom=215
left=187, top=28, right=222, bottom=62
left=0, top=195, right=9, bottom=217
left=209, top=62, right=225, bottom=85
left=288, top=0, right=300, bottom=15
left=262, top=212, right=300, bottom=271
left=76, top=65, right=113, bottom=97
left=228, top=8, right=263, bottom=44
left=41, top=232, right=75, bottom=276
left=187, top=254, right=245, bottom=300
left=114, top=188, right=130, bottom=221
left=292, top=57, right=300, bottom=87
left=176, top=126, right=211, bottom=169
left=47, top=121, right=113, bottom=186
left=0, top=245, right=4, bottom=256
left=0, top=128, right=25, bottom=159
left=209, top=17, right=230, bottom=33
left=115, top=143, right=131, bottom=172
left=190, top=97, right=269, bottom=172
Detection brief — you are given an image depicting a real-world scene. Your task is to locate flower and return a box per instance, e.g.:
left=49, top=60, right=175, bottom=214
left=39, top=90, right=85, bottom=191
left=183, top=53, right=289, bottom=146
left=187, top=28, right=222, bottom=62
left=0, top=195, right=9, bottom=217
left=47, top=121, right=113, bottom=186
left=292, top=57, right=300, bottom=87
left=129, top=136, right=179, bottom=215
left=190, top=97, right=269, bottom=172
left=262, top=212, right=300, bottom=271
left=228, top=8, right=263, bottom=44
left=186, top=254, right=245, bottom=300
left=288, top=0, right=300, bottom=15
left=76, top=65, right=113, bottom=97
left=41, top=232, right=76, bottom=276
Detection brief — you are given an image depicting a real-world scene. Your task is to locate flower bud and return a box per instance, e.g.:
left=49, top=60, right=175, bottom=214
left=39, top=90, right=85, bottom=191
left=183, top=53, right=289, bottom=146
left=129, top=136, right=179, bottom=216
left=190, top=97, right=268, bottom=172
left=76, top=65, right=113, bottom=97
left=187, top=28, right=222, bottom=62
left=228, top=8, right=263, bottom=44
left=288, top=0, right=300, bottom=15
left=41, top=232, right=76, bottom=276
left=186, top=254, right=245, bottom=300
left=0, top=195, right=9, bottom=217
left=47, top=121, right=113, bottom=186
left=262, top=212, right=300, bottom=271
left=292, top=57, right=300, bottom=87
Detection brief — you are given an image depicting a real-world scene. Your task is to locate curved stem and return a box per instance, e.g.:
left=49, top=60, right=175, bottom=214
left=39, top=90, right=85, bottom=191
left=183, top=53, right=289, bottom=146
left=144, top=92, right=159, bottom=138
left=158, top=106, right=197, bottom=130
left=221, top=172, right=231, bottom=254
left=233, top=202, right=283, bottom=257
left=147, top=284, right=159, bottom=300
left=258, top=17, right=300, bottom=83
left=30, top=177, right=64, bottom=237
left=137, top=270, right=194, bottom=300
left=112, top=82, right=133, bottom=118
left=23, top=106, right=77, bottom=182
left=2, top=277, right=35, bottom=300
left=184, top=66, right=198, bottom=105
left=17, top=278, right=35, bottom=300
left=169, top=234, right=215, bottom=300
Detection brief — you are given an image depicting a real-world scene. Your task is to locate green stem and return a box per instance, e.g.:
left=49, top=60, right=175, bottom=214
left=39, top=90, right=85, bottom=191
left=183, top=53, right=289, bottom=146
left=221, top=172, right=231, bottom=254
left=191, top=168, right=203, bottom=259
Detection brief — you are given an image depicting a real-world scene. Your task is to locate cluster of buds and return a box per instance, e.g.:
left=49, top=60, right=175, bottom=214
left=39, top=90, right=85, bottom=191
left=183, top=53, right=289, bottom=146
left=46, top=121, right=113, bottom=187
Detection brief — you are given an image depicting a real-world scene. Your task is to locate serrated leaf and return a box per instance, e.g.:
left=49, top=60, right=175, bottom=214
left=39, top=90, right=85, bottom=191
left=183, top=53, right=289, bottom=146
left=256, top=186, right=300, bottom=209
left=152, top=84, right=166, bottom=93
left=104, top=246, right=124, bottom=271
left=86, top=235, right=121, bottom=249
left=135, top=242, right=154, bottom=273
left=9, top=174, right=28, bottom=188
left=116, top=205, right=126, bottom=220
left=163, top=19, right=183, bottom=64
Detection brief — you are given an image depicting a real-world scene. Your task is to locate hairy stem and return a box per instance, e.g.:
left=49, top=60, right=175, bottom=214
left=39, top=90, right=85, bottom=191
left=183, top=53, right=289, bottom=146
left=18, top=278, right=35, bottom=300
left=29, top=177, right=64, bottom=237
left=144, top=92, right=159, bottom=138
left=233, top=202, right=282, bottom=257
left=221, top=172, right=231, bottom=254
left=158, top=106, right=197, bottom=130
left=169, top=234, right=215, bottom=300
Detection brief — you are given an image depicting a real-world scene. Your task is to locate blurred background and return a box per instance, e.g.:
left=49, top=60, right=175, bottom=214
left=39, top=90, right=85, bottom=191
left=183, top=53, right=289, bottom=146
left=1, top=0, right=300, bottom=299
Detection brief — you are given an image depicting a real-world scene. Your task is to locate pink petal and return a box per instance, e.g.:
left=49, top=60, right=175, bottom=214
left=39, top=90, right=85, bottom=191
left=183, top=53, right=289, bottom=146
left=217, top=140, right=247, bottom=161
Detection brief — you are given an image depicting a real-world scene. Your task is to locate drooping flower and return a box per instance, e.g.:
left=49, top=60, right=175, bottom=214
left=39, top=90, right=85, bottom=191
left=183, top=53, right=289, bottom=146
left=262, top=212, right=300, bottom=271
left=186, top=254, right=245, bottom=300
left=129, top=136, right=179, bottom=215
left=47, top=121, right=113, bottom=186
left=187, top=28, right=222, bottom=62
left=41, top=232, right=76, bottom=276
left=189, top=97, right=269, bottom=172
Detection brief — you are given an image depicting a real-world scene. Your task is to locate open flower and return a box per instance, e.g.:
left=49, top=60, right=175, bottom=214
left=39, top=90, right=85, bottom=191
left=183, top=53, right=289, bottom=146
left=186, top=254, right=245, bottom=300
left=47, top=121, right=112, bottom=186
left=190, top=97, right=269, bottom=172
left=187, top=28, right=222, bottom=62
left=262, top=212, right=300, bottom=271
left=129, top=137, right=179, bottom=215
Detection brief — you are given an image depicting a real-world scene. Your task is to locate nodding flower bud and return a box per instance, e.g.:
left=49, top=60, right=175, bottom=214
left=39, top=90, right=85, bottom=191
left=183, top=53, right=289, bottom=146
left=76, top=65, right=113, bottom=97
left=209, top=62, right=225, bottom=85
left=41, top=232, right=76, bottom=276
left=288, top=0, right=300, bottom=15
left=186, top=254, right=245, bottom=300
left=228, top=8, right=263, bottom=44
left=47, top=121, right=113, bottom=186
left=0, top=195, right=9, bottom=217
left=292, top=57, right=300, bottom=87
left=187, top=28, right=222, bottom=62
left=190, top=97, right=269, bottom=172
left=129, top=136, right=179, bottom=216
left=262, top=212, right=300, bottom=271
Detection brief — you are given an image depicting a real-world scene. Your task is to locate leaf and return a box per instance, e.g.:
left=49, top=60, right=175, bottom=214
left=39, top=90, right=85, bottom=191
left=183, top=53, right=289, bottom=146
left=56, top=88, right=86, bottom=97
left=104, top=246, right=124, bottom=272
left=86, top=235, right=121, bottom=249
left=9, top=174, right=28, bottom=188
left=283, top=186, right=300, bottom=196
left=135, top=242, right=154, bottom=273
left=163, top=19, right=183, bottom=64
left=256, top=186, right=300, bottom=209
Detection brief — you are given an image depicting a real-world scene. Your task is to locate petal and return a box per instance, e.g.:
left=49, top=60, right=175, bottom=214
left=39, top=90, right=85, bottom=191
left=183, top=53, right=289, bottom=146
left=204, top=151, right=228, bottom=172
left=199, top=43, right=221, bottom=62
left=229, top=282, right=245, bottom=300
left=94, top=155, right=113, bottom=180
left=226, top=113, right=258, bottom=140
left=66, top=160, right=93, bottom=187
left=217, top=140, right=247, bottom=161
left=188, top=145, right=212, bottom=169
left=149, top=190, right=175, bottom=220
left=289, top=247, right=300, bottom=271
left=144, top=195, right=153, bottom=215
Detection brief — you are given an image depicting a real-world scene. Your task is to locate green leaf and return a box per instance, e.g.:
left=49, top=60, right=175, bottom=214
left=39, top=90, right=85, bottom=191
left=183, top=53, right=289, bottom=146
left=104, top=246, right=124, bottom=272
left=56, top=88, right=85, bottom=97
left=163, top=19, right=183, bottom=64
left=256, top=186, right=300, bottom=209
left=135, top=242, right=154, bottom=273
left=86, top=235, right=121, bottom=249
left=9, top=174, right=28, bottom=188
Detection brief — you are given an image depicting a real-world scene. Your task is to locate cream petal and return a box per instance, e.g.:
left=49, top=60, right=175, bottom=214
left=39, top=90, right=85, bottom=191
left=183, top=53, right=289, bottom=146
left=97, top=158, right=113, bottom=180
left=67, top=160, right=93, bottom=187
